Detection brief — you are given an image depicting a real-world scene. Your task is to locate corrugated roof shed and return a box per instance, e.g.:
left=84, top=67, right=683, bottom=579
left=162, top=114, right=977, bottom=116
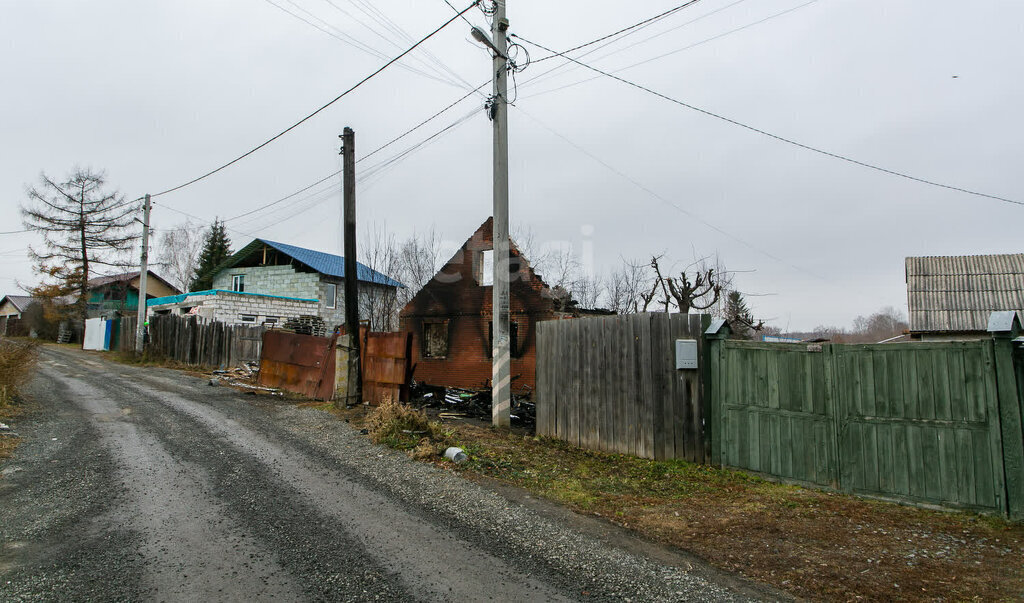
left=906, top=253, right=1024, bottom=333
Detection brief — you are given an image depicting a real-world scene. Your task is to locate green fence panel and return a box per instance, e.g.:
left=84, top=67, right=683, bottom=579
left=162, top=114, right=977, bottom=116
left=712, top=338, right=1014, bottom=514
left=833, top=342, right=1004, bottom=511
left=716, top=341, right=838, bottom=488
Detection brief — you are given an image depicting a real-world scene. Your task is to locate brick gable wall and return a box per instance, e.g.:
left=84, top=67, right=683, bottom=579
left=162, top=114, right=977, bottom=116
left=399, top=218, right=568, bottom=390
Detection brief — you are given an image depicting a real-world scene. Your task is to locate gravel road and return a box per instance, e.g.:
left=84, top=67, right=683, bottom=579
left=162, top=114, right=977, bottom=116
left=0, top=346, right=771, bottom=602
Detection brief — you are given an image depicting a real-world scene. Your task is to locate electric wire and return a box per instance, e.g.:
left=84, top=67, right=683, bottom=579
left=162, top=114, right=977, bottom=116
left=529, top=0, right=705, bottom=66
left=264, top=0, right=462, bottom=88
left=0, top=230, right=31, bottom=235
left=513, top=34, right=1024, bottom=208
left=151, top=1, right=478, bottom=199
left=241, top=108, right=479, bottom=234
left=513, top=105, right=824, bottom=279
left=520, top=0, right=753, bottom=92
left=522, top=0, right=821, bottom=100
left=341, top=0, right=483, bottom=95
left=222, top=80, right=487, bottom=226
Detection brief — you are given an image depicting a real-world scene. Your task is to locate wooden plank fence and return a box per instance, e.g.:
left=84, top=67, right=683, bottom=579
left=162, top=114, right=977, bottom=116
left=708, top=327, right=1024, bottom=517
left=536, top=313, right=711, bottom=463
left=141, top=314, right=266, bottom=369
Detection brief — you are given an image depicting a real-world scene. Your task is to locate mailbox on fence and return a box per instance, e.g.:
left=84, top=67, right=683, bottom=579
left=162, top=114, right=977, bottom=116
left=675, top=339, right=698, bottom=369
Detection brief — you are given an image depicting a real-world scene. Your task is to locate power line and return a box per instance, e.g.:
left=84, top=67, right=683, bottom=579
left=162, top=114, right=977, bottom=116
left=522, top=0, right=820, bottom=100
left=530, top=0, right=705, bottom=66
left=442, top=0, right=475, bottom=27
left=521, top=0, right=734, bottom=91
left=226, top=171, right=341, bottom=222
left=262, top=0, right=460, bottom=88
left=513, top=34, right=1024, bottom=208
left=151, top=1, right=479, bottom=199
left=222, top=80, right=486, bottom=225
left=513, top=105, right=823, bottom=280
left=0, top=230, right=31, bottom=235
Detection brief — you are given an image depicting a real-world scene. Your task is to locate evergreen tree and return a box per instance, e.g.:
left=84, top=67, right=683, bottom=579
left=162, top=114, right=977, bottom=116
left=725, top=290, right=756, bottom=339
left=189, top=220, right=232, bottom=291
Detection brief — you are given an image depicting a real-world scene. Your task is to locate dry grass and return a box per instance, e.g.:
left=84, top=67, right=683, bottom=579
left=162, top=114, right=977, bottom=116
left=0, top=339, right=38, bottom=461
left=425, top=422, right=1024, bottom=602
left=0, top=340, right=38, bottom=408
left=367, top=399, right=453, bottom=459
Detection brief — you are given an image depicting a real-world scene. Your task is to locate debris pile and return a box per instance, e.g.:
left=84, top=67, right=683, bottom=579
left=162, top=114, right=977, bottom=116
left=410, top=383, right=536, bottom=429
left=210, top=361, right=282, bottom=395
left=212, top=361, right=260, bottom=380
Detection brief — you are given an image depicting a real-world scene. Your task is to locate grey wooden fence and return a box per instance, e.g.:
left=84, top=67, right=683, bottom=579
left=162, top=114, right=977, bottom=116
left=536, top=313, right=711, bottom=463
left=143, top=314, right=266, bottom=369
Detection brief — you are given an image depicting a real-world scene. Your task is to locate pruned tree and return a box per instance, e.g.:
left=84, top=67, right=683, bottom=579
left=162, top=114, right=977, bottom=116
left=157, top=220, right=205, bottom=293
left=190, top=220, right=232, bottom=291
left=21, top=168, right=140, bottom=325
left=643, top=255, right=724, bottom=314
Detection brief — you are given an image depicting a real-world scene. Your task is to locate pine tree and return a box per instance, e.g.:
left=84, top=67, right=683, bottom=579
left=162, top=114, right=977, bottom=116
left=189, top=220, right=232, bottom=291
left=725, top=290, right=755, bottom=339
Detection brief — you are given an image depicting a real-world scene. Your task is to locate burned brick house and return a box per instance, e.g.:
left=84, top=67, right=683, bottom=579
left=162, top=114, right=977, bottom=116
left=400, top=218, right=603, bottom=391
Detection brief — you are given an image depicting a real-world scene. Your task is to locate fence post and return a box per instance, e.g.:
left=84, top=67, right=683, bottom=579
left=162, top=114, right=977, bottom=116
left=989, top=311, right=1024, bottom=520
left=704, top=318, right=730, bottom=467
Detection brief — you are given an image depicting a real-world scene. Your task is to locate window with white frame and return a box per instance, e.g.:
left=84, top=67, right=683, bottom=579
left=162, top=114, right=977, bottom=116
left=239, top=314, right=256, bottom=323
left=232, top=274, right=245, bottom=292
left=324, top=283, right=337, bottom=309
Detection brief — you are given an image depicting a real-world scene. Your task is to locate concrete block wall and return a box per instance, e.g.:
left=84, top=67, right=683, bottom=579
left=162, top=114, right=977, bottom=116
left=149, top=292, right=318, bottom=327
left=213, top=265, right=320, bottom=300
left=210, top=266, right=400, bottom=329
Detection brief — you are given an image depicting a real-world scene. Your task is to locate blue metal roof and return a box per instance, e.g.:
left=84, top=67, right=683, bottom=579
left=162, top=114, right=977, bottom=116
left=256, top=240, right=404, bottom=288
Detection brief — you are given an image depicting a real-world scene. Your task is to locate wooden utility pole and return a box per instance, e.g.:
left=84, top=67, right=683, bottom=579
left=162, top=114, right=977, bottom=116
left=342, top=127, right=362, bottom=406
left=491, top=0, right=511, bottom=427
left=135, top=194, right=151, bottom=353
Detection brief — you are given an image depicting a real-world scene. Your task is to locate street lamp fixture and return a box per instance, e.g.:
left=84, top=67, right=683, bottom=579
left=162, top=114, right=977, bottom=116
left=470, top=26, right=506, bottom=59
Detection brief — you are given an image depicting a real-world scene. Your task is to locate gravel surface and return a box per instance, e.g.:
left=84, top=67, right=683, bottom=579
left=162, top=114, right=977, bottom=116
left=0, top=346, right=767, bottom=601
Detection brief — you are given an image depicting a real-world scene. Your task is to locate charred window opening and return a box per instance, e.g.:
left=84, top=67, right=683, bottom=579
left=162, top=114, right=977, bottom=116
left=488, top=320, right=520, bottom=359
left=422, top=320, right=448, bottom=358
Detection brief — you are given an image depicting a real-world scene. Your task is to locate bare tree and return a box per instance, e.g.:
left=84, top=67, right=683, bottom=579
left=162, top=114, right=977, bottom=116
left=643, top=255, right=724, bottom=314
left=396, top=226, right=443, bottom=307
left=571, top=274, right=605, bottom=310
left=358, top=222, right=402, bottom=331
left=607, top=259, right=649, bottom=314
left=156, top=221, right=205, bottom=292
left=21, top=169, right=140, bottom=325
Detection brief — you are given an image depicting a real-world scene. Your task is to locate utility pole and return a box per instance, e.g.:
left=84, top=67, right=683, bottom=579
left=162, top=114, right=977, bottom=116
left=135, top=194, right=151, bottom=354
left=341, top=127, right=362, bottom=406
left=491, top=0, right=511, bottom=427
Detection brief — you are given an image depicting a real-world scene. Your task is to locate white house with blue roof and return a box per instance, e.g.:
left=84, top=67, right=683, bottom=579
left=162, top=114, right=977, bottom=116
left=147, top=239, right=403, bottom=329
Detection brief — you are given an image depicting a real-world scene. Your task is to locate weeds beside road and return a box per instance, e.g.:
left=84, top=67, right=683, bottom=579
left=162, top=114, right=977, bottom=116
left=0, top=338, right=37, bottom=460
left=350, top=403, right=1024, bottom=602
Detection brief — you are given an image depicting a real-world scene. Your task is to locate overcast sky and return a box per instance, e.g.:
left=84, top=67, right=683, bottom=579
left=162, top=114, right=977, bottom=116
left=2, top=0, right=1021, bottom=330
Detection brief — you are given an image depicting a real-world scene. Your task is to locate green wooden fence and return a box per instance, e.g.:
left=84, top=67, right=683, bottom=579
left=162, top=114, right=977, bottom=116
left=709, top=323, right=1024, bottom=518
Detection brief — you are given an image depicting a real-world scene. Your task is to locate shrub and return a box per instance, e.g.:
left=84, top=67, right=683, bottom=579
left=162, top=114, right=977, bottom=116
left=367, top=398, right=451, bottom=456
